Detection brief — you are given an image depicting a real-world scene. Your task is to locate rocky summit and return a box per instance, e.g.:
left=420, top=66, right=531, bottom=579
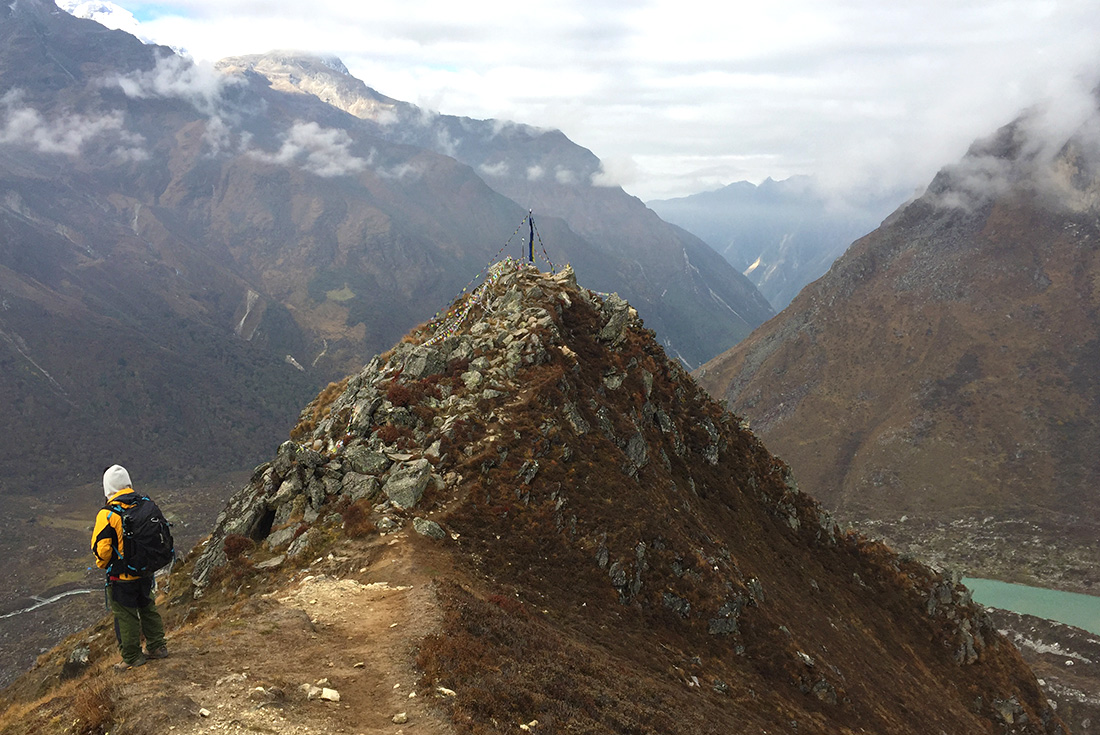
left=1, top=262, right=1065, bottom=734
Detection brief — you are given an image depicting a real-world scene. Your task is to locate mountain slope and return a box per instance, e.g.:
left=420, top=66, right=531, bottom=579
left=696, top=94, right=1100, bottom=583
left=648, top=176, right=906, bottom=309
left=0, top=262, right=1064, bottom=734
left=216, top=52, right=775, bottom=367
left=0, top=0, right=768, bottom=494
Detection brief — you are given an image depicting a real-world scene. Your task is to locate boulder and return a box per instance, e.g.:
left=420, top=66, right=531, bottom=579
left=403, top=345, right=445, bottom=380
left=267, top=525, right=300, bottom=549
left=344, top=445, right=392, bottom=475
left=383, top=459, right=432, bottom=509
left=596, top=293, right=631, bottom=344
left=413, top=517, right=446, bottom=539
left=343, top=472, right=380, bottom=502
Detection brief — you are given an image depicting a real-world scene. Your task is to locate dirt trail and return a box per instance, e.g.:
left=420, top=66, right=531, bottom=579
left=108, top=531, right=458, bottom=735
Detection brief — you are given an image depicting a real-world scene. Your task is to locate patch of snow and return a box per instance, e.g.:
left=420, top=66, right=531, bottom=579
left=707, top=287, right=748, bottom=326
left=58, top=0, right=150, bottom=43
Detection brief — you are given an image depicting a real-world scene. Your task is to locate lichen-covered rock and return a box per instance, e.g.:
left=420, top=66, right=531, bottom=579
left=343, top=472, right=380, bottom=503
left=403, top=345, right=445, bottom=381
left=272, top=441, right=299, bottom=478
left=596, top=293, right=632, bottom=344
left=344, top=445, right=392, bottom=476
left=267, top=524, right=300, bottom=549
left=413, top=517, right=446, bottom=539
left=383, top=459, right=432, bottom=509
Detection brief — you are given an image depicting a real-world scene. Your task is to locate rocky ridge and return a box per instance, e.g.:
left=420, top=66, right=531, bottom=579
left=172, top=260, right=1063, bottom=734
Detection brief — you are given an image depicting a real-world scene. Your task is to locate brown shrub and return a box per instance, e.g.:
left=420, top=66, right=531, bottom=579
left=445, top=356, right=470, bottom=378
left=223, top=534, right=255, bottom=561
left=412, top=404, right=436, bottom=424
left=387, top=382, right=415, bottom=407
left=343, top=500, right=376, bottom=538
left=374, top=424, right=413, bottom=445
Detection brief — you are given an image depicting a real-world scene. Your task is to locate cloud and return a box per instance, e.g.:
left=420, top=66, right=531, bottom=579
left=526, top=165, right=544, bottom=181
left=434, top=127, right=459, bottom=157
left=376, top=160, right=423, bottom=180
left=201, top=114, right=235, bottom=156
left=0, top=89, right=147, bottom=159
left=924, top=76, right=1100, bottom=211
left=478, top=160, right=509, bottom=178
left=111, top=0, right=1100, bottom=200
left=554, top=167, right=576, bottom=185
left=249, top=121, right=368, bottom=177
left=112, top=54, right=238, bottom=116
left=58, top=0, right=157, bottom=44
left=924, top=154, right=1015, bottom=211
left=591, top=155, right=638, bottom=188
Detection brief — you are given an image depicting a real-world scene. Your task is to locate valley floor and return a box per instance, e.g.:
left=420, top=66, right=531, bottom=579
left=852, top=510, right=1100, bottom=735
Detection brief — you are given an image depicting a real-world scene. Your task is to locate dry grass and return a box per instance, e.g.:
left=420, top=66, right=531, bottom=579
left=0, top=671, right=120, bottom=735
left=290, top=377, right=350, bottom=441
left=71, top=677, right=120, bottom=735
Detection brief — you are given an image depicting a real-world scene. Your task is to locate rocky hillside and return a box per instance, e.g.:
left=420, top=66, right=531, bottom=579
left=0, top=0, right=770, bottom=494
left=0, top=262, right=1065, bottom=734
left=696, top=91, right=1100, bottom=589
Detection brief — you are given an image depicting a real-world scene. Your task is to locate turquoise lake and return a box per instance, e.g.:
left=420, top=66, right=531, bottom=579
left=963, top=578, right=1100, bottom=635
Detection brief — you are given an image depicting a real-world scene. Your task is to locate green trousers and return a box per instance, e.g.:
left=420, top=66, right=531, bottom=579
left=109, top=578, right=166, bottom=663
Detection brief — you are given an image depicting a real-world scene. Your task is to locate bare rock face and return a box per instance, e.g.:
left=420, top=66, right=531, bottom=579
left=190, top=260, right=1064, bottom=734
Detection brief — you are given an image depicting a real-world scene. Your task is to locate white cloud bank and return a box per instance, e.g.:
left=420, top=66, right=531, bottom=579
left=0, top=89, right=147, bottom=161
left=250, top=121, right=368, bottom=177
left=924, top=75, right=1100, bottom=211
left=112, top=54, right=237, bottom=116
left=86, top=1, right=1100, bottom=199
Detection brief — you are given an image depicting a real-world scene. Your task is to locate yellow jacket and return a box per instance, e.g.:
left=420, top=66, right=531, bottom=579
left=91, top=490, right=142, bottom=581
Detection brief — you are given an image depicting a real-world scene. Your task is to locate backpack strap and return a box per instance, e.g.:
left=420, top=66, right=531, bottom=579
left=98, top=493, right=141, bottom=574
left=105, top=491, right=142, bottom=509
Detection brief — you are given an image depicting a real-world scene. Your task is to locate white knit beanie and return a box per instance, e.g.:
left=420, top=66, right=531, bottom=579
left=103, top=465, right=133, bottom=498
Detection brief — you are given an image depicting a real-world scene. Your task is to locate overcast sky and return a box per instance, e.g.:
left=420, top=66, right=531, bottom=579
left=75, top=0, right=1100, bottom=202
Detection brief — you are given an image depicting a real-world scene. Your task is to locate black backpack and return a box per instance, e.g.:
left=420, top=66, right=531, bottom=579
left=104, top=492, right=175, bottom=576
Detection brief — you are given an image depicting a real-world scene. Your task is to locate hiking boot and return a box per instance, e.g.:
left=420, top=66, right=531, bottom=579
left=146, top=646, right=169, bottom=659
left=113, top=655, right=147, bottom=671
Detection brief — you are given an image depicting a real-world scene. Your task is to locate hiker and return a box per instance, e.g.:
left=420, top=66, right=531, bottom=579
left=92, top=464, right=169, bottom=670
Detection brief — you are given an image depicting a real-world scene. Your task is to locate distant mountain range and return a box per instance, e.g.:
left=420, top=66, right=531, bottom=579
left=697, top=90, right=1100, bottom=552
left=213, top=52, right=775, bottom=365
left=0, top=0, right=772, bottom=492
left=649, top=177, right=908, bottom=309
